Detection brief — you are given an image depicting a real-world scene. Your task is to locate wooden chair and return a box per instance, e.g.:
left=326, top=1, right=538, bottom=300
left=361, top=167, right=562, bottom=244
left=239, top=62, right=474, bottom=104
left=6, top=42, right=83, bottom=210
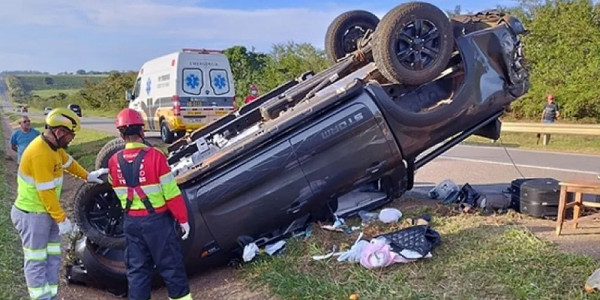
left=556, top=179, right=600, bottom=236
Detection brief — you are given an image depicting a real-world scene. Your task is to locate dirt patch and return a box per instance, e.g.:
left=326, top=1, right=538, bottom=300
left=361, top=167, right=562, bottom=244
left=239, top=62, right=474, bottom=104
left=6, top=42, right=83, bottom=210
left=1, top=115, right=276, bottom=300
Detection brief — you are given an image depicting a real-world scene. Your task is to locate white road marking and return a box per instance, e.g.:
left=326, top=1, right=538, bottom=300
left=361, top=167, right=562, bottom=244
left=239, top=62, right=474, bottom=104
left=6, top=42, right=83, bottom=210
left=440, top=155, right=599, bottom=175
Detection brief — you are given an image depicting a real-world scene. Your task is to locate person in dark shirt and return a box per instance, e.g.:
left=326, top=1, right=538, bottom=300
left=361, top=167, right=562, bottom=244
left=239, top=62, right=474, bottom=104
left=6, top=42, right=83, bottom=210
left=541, top=94, right=560, bottom=123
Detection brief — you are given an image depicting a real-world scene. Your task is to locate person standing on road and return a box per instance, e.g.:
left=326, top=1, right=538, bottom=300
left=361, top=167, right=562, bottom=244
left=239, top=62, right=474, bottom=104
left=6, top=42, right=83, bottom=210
left=10, top=108, right=108, bottom=300
left=10, top=115, right=40, bottom=164
left=244, top=84, right=259, bottom=104
left=541, top=94, right=560, bottom=124
left=107, top=108, right=192, bottom=300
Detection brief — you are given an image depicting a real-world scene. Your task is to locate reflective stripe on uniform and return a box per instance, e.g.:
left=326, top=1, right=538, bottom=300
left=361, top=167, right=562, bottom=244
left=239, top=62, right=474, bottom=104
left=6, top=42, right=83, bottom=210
left=18, top=172, right=35, bottom=185
left=49, top=284, right=58, bottom=296
left=28, top=283, right=51, bottom=299
left=36, top=177, right=64, bottom=191
left=63, top=155, right=73, bottom=168
left=142, top=184, right=162, bottom=194
left=36, top=181, right=56, bottom=191
left=47, top=242, right=61, bottom=255
left=113, top=187, right=127, bottom=196
left=23, top=247, right=47, bottom=261
left=169, top=293, right=193, bottom=300
left=159, top=173, right=175, bottom=185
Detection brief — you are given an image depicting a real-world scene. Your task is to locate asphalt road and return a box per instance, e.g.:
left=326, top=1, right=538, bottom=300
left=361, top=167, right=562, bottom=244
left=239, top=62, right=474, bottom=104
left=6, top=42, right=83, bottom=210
left=411, top=143, right=600, bottom=198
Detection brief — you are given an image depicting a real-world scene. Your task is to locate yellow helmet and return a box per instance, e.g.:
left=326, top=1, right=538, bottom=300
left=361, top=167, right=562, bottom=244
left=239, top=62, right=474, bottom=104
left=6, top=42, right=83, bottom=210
left=45, top=108, right=81, bottom=132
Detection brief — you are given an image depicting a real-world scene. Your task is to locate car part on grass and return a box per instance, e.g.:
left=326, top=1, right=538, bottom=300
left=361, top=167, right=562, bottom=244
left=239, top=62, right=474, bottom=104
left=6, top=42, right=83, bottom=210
left=69, top=4, right=530, bottom=293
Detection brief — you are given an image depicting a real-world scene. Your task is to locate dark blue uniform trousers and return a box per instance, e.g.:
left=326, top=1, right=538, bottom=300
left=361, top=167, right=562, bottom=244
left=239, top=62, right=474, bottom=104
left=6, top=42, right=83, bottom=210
left=124, top=211, right=190, bottom=300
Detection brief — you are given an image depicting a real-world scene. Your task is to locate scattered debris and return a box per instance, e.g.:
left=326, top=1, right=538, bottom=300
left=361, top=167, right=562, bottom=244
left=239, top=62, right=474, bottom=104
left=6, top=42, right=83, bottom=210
left=358, top=210, right=378, bottom=225
left=242, top=243, right=259, bottom=262
left=586, top=268, right=600, bottom=293
left=321, top=215, right=360, bottom=233
left=264, top=240, right=286, bottom=256
left=429, top=179, right=459, bottom=203
left=312, top=245, right=339, bottom=261
left=378, top=208, right=402, bottom=223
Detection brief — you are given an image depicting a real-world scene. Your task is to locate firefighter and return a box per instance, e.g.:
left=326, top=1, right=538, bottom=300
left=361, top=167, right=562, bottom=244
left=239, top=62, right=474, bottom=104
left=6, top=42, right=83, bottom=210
left=10, top=108, right=107, bottom=299
left=107, top=108, right=192, bottom=300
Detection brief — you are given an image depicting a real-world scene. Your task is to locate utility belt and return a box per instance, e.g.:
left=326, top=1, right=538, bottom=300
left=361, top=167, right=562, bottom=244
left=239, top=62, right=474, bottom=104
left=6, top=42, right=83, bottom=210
left=126, top=205, right=168, bottom=217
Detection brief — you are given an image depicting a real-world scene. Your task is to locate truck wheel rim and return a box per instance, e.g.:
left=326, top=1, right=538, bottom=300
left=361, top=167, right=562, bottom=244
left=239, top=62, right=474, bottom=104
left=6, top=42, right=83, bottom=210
left=88, top=190, right=124, bottom=238
left=342, top=26, right=368, bottom=54
left=395, top=19, right=441, bottom=71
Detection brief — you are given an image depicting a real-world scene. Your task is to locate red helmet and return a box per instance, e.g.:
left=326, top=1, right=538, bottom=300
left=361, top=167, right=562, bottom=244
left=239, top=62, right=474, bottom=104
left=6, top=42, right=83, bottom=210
left=547, top=94, right=554, bottom=100
left=116, top=108, right=144, bottom=128
left=250, top=84, right=258, bottom=91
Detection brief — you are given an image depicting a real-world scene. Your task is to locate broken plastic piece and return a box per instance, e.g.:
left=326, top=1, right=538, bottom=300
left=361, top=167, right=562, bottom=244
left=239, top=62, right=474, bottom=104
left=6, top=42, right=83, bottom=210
left=242, top=243, right=259, bottom=262
left=265, top=240, right=286, bottom=256
left=378, top=208, right=402, bottom=223
left=358, top=210, right=378, bottom=225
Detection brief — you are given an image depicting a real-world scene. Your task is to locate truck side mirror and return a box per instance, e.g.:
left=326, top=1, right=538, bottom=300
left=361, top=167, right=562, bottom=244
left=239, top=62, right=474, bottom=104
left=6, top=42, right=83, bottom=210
left=125, top=90, right=133, bottom=101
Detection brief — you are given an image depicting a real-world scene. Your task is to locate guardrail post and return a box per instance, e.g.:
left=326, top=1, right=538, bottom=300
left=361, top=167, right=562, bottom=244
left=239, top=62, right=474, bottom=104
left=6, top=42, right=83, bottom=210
left=542, top=133, right=551, bottom=145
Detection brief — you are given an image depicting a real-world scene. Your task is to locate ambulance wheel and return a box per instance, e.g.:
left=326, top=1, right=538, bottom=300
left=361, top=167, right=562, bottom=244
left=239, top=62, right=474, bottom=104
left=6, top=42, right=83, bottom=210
left=372, top=2, right=453, bottom=85
left=161, top=120, right=175, bottom=144
left=74, top=182, right=126, bottom=249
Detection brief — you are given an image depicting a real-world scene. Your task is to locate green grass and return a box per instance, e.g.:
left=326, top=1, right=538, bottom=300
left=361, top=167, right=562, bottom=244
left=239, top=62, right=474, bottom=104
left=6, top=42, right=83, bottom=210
left=242, top=205, right=600, bottom=300
left=17, top=75, right=106, bottom=91
left=0, top=111, right=28, bottom=299
left=32, top=89, right=79, bottom=98
left=464, top=132, right=600, bottom=155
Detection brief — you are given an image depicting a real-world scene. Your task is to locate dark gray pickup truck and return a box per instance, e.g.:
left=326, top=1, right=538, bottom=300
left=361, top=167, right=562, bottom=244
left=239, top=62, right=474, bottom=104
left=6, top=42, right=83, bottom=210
left=67, top=3, right=529, bottom=295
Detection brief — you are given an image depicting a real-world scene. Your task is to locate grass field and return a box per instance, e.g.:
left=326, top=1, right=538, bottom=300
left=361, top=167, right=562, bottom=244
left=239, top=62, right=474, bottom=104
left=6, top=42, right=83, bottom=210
left=243, top=205, right=600, bottom=300
left=32, top=89, right=80, bottom=98
left=17, top=75, right=106, bottom=91
left=464, top=132, right=600, bottom=155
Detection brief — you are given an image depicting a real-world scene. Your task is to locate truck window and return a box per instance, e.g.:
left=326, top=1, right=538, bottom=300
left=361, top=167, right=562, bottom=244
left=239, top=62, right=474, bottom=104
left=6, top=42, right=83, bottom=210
left=133, top=78, right=141, bottom=99
left=209, top=69, right=230, bottom=95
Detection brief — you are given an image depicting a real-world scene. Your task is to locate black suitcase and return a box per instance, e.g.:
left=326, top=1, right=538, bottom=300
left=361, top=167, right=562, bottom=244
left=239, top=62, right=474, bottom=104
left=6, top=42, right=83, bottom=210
left=519, top=178, right=560, bottom=218
left=509, top=178, right=554, bottom=212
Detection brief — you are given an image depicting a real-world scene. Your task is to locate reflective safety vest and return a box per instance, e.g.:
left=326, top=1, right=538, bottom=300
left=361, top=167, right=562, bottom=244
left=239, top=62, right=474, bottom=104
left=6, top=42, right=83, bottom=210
left=15, top=135, right=89, bottom=222
left=107, top=142, right=188, bottom=223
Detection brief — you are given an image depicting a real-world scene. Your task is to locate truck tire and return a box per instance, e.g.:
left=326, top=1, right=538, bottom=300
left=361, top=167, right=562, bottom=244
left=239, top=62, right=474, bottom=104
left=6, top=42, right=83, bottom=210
left=94, top=138, right=125, bottom=169
left=325, top=10, right=379, bottom=63
left=94, top=137, right=153, bottom=169
left=74, top=183, right=126, bottom=249
left=77, top=238, right=128, bottom=296
left=372, top=2, right=453, bottom=85
left=161, top=120, right=175, bottom=144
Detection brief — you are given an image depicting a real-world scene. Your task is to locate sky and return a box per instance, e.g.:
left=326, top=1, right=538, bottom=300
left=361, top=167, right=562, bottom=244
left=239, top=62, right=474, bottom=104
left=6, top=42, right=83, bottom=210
left=0, top=0, right=519, bottom=74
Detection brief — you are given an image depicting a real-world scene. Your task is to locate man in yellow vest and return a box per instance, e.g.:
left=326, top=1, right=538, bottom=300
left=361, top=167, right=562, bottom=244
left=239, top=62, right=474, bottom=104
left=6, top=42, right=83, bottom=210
left=10, top=108, right=108, bottom=300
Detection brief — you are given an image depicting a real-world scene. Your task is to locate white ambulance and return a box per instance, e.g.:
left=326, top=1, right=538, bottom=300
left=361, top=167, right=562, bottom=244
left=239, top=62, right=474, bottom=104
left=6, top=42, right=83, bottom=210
left=126, top=49, right=236, bottom=143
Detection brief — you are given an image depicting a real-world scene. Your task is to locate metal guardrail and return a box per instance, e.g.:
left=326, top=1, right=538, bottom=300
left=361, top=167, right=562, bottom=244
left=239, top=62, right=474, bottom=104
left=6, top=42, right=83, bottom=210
left=501, top=122, right=600, bottom=136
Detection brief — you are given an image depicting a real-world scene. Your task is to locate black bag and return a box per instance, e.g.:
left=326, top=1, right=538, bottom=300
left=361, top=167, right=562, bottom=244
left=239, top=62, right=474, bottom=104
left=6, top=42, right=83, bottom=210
left=509, top=177, right=554, bottom=212
left=519, top=178, right=560, bottom=218
left=376, top=225, right=441, bottom=257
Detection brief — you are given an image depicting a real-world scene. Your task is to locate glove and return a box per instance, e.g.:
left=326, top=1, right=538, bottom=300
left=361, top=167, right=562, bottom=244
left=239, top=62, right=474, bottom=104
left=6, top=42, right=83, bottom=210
left=58, top=218, right=74, bottom=236
left=87, top=168, right=108, bottom=184
left=180, top=222, right=190, bottom=240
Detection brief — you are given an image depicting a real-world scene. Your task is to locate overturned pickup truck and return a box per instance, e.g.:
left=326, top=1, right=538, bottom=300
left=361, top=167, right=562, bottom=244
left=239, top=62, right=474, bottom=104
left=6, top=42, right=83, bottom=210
left=67, top=3, right=529, bottom=294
